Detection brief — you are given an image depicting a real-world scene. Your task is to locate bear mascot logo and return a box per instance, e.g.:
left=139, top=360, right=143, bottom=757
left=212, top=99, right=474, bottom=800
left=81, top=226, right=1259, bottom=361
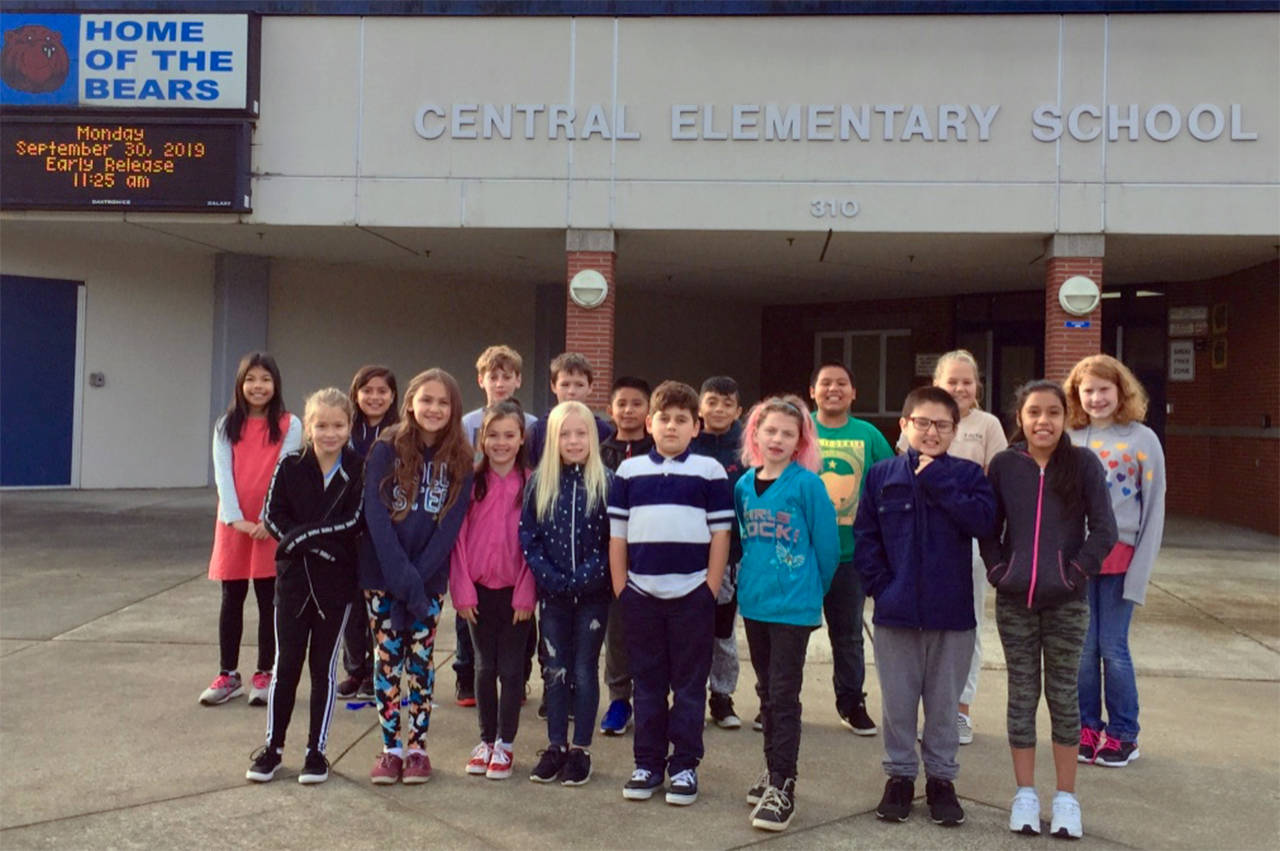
left=2, top=25, right=70, bottom=94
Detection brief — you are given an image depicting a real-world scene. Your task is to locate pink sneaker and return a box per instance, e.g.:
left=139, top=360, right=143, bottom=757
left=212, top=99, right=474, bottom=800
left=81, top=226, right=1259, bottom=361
left=248, top=671, right=272, bottom=706
left=486, top=743, right=513, bottom=780
left=198, top=672, right=243, bottom=706
left=402, top=750, right=432, bottom=784
left=370, top=752, right=402, bottom=785
left=466, top=742, right=493, bottom=775
left=1078, top=727, right=1103, bottom=764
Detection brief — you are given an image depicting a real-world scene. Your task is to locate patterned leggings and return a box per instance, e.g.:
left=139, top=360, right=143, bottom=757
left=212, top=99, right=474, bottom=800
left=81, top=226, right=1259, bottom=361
left=366, top=590, right=442, bottom=751
left=996, top=594, right=1089, bottom=749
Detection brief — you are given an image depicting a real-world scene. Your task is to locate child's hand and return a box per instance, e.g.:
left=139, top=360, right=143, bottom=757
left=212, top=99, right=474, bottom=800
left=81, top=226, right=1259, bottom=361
left=250, top=522, right=270, bottom=540
left=231, top=520, right=257, bottom=536
left=914, top=454, right=935, bottom=475
left=513, top=609, right=533, bottom=624
left=457, top=606, right=478, bottom=623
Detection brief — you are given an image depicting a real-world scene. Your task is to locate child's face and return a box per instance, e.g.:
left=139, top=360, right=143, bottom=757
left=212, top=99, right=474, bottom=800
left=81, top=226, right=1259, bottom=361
left=242, top=366, right=275, bottom=413
left=1078, top=373, right=1119, bottom=424
left=482, top=414, right=523, bottom=469
left=480, top=367, right=521, bottom=404
left=552, top=370, right=591, bottom=403
left=1019, top=391, right=1065, bottom=454
left=647, top=405, right=699, bottom=457
left=810, top=366, right=855, bottom=417
left=901, top=401, right=957, bottom=458
left=699, top=391, right=742, bottom=434
left=357, top=376, right=394, bottom=422
left=756, top=411, right=800, bottom=468
left=611, top=387, right=649, bottom=435
left=412, top=380, right=452, bottom=439
left=307, top=404, right=352, bottom=457
left=937, top=361, right=977, bottom=416
left=558, top=412, right=591, bottom=465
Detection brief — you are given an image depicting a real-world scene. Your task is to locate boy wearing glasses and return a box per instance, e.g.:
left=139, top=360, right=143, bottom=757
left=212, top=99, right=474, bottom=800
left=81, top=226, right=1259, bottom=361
left=852, top=387, right=997, bottom=828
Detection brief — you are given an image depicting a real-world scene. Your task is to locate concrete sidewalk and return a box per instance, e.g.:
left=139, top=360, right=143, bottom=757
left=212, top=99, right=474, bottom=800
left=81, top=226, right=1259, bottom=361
left=1, top=488, right=1277, bottom=849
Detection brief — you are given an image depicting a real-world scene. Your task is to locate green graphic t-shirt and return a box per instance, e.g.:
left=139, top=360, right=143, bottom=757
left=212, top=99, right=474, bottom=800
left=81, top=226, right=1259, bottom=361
left=812, top=414, right=895, bottom=562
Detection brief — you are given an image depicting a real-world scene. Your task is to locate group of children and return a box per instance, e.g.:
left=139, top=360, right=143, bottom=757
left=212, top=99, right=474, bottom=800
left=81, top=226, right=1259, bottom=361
left=200, top=342, right=1165, bottom=839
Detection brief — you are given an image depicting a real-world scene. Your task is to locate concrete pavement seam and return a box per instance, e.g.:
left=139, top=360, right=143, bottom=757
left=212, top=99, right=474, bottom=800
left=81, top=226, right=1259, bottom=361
left=1148, top=579, right=1280, bottom=657
left=44, top=572, right=208, bottom=643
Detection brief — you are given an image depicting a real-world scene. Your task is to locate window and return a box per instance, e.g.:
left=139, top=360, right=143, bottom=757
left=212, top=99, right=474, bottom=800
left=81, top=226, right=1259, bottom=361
left=813, top=330, right=913, bottom=416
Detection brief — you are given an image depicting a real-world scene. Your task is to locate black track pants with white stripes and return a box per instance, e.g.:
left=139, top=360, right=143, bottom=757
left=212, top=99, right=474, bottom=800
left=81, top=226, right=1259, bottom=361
left=265, top=598, right=351, bottom=755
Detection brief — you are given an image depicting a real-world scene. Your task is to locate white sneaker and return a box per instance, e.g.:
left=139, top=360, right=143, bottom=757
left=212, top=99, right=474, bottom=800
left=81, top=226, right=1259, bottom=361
left=1051, top=792, right=1083, bottom=839
left=957, top=712, right=974, bottom=745
left=1009, top=788, right=1041, bottom=835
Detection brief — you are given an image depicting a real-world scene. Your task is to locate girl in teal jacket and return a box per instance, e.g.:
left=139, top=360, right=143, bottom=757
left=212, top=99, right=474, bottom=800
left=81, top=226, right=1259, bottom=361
left=733, top=395, right=839, bottom=833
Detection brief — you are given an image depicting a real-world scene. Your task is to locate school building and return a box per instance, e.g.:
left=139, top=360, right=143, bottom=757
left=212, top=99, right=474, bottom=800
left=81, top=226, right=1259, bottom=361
left=1, top=3, right=1277, bottom=534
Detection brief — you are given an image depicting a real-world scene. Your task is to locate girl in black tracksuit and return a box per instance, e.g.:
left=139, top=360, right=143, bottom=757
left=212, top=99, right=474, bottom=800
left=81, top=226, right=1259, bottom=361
left=246, top=388, right=364, bottom=785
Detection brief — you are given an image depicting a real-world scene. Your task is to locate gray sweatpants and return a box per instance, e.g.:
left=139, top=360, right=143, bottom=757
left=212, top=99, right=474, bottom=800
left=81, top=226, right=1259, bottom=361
left=873, top=625, right=974, bottom=781
left=709, top=565, right=740, bottom=695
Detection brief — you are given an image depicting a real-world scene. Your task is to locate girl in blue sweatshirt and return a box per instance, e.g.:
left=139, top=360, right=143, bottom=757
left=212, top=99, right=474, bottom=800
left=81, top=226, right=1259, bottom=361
left=359, top=368, right=473, bottom=786
left=734, top=395, right=839, bottom=833
left=519, top=401, right=614, bottom=787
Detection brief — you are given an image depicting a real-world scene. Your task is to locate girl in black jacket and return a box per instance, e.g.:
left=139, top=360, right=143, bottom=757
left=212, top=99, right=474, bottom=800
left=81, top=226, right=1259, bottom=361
left=981, top=381, right=1116, bottom=840
left=246, top=388, right=364, bottom=786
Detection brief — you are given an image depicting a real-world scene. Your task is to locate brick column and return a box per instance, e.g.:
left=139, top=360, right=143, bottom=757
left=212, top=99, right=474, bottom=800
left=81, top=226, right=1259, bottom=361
left=1044, top=234, right=1105, bottom=383
left=565, top=230, right=616, bottom=412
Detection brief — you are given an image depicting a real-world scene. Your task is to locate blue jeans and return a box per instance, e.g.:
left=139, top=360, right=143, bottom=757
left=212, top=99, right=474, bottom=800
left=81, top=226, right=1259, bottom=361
left=539, top=595, right=609, bottom=748
left=1078, top=574, right=1140, bottom=741
left=824, top=560, right=867, bottom=715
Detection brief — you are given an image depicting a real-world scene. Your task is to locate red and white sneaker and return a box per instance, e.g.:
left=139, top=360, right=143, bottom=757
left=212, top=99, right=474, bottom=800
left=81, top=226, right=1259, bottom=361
left=1078, top=727, right=1103, bottom=764
left=486, top=742, right=514, bottom=780
left=248, top=671, right=272, bottom=706
left=466, top=742, right=493, bottom=775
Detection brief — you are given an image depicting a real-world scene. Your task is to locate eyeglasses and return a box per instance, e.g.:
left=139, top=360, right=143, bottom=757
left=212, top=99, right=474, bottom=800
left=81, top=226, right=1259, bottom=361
left=907, top=417, right=955, bottom=434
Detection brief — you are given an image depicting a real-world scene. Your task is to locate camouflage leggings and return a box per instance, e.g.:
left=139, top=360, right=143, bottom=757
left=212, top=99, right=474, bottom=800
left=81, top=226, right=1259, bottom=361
left=366, top=590, right=442, bottom=751
left=996, top=594, right=1088, bottom=749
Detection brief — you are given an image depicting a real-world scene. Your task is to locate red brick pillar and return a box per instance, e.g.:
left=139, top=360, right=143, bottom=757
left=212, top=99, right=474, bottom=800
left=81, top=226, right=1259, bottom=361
left=565, top=230, right=616, bottom=412
left=1044, top=235, right=1105, bottom=383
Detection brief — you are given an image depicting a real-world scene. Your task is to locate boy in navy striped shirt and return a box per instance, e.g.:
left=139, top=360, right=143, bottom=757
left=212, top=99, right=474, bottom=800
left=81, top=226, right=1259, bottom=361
left=609, top=381, right=734, bottom=807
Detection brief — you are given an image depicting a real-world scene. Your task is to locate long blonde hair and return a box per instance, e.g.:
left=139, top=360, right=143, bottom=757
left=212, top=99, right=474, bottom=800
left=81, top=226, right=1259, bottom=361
left=532, top=401, right=609, bottom=523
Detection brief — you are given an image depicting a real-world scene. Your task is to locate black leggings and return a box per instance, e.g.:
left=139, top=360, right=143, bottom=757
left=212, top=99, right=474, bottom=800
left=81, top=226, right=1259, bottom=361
left=468, top=585, right=533, bottom=744
left=219, top=577, right=275, bottom=672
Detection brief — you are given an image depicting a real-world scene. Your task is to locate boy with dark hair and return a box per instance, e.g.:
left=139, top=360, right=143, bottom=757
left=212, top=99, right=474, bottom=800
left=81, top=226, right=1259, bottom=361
left=526, top=352, right=613, bottom=468
left=689, top=376, right=746, bottom=729
left=809, top=361, right=894, bottom=735
left=599, top=376, right=654, bottom=736
left=609, top=381, right=733, bottom=806
left=854, top=386, right=996, bottom=826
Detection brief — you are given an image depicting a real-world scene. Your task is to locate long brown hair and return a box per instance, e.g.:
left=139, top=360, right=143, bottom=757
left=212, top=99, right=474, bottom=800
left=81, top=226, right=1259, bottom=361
left=381, top=369, right=473, bottom=522
left=222, top=352, right=287, bottom=445
left=348, top=364, right=400, bottom=430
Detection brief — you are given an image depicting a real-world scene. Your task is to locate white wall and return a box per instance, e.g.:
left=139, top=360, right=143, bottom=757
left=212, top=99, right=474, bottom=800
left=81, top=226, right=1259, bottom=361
left=0, top=230, right=214, bottom=488
left=614, top=289, right=762, bottom=407
left=267, top=259, right=541, bottom=418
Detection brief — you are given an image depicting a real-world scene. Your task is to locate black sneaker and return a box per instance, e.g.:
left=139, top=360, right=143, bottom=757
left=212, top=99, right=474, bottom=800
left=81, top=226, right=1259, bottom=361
left=355, top=677, right=376, bottom=702
left=876, top=776, right=914, bottom=822
left=751, top=778, right=796, bottom=832
left=623, top=767, right=663, bottom=800
left=666, top=768, right=698, bottom=806
left=746, top=769, right=769, bottom=806
left=709, top=692, right=741, bottom=729
left=1095, top=737, right=1140, bottom=767
left=245, top=745, right=282, bottom=782
left=926, top=777, right=965, bottom=826
left=299, top=750, right=330, bottom=785
left=840, top=701, right=878, bottom=736
left=456, top=678, right=476, bottom=707
left=752, top=712, right=764, bottom=732
left=529, top=746, right=566, bottom=783
left=560, top=747, right=592, bottom=786
left=336, top=675, right=361, bottom=700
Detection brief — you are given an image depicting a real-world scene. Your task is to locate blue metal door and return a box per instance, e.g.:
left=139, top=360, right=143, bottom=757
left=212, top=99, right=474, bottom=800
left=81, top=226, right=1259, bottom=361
left=1, top=274, right=80, bottom=486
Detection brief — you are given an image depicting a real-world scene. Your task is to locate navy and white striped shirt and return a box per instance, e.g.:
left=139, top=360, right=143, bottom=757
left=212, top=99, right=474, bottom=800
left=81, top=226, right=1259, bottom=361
left=608, top=448, right=734, bottom=599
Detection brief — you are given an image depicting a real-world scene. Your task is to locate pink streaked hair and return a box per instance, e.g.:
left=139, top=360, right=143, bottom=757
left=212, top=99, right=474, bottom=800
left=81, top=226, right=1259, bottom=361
left=739, top=394, right=822, bottom=473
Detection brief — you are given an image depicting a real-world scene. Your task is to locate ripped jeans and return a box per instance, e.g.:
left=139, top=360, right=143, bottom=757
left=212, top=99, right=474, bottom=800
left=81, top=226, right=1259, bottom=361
left=538, top=595, right=610, bottom=748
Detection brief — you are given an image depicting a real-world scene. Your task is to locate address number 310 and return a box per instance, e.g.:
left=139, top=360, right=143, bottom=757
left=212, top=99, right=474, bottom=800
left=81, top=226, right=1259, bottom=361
left=810, top=199, right=860, bottom=218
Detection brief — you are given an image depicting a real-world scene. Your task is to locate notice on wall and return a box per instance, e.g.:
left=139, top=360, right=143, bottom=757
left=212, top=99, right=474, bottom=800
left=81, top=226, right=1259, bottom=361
left=914, top=353, right=941, bottom=377
left=0, top=13, right=256, bottom=113
left=1169, top=340, right=1195, bottom=382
